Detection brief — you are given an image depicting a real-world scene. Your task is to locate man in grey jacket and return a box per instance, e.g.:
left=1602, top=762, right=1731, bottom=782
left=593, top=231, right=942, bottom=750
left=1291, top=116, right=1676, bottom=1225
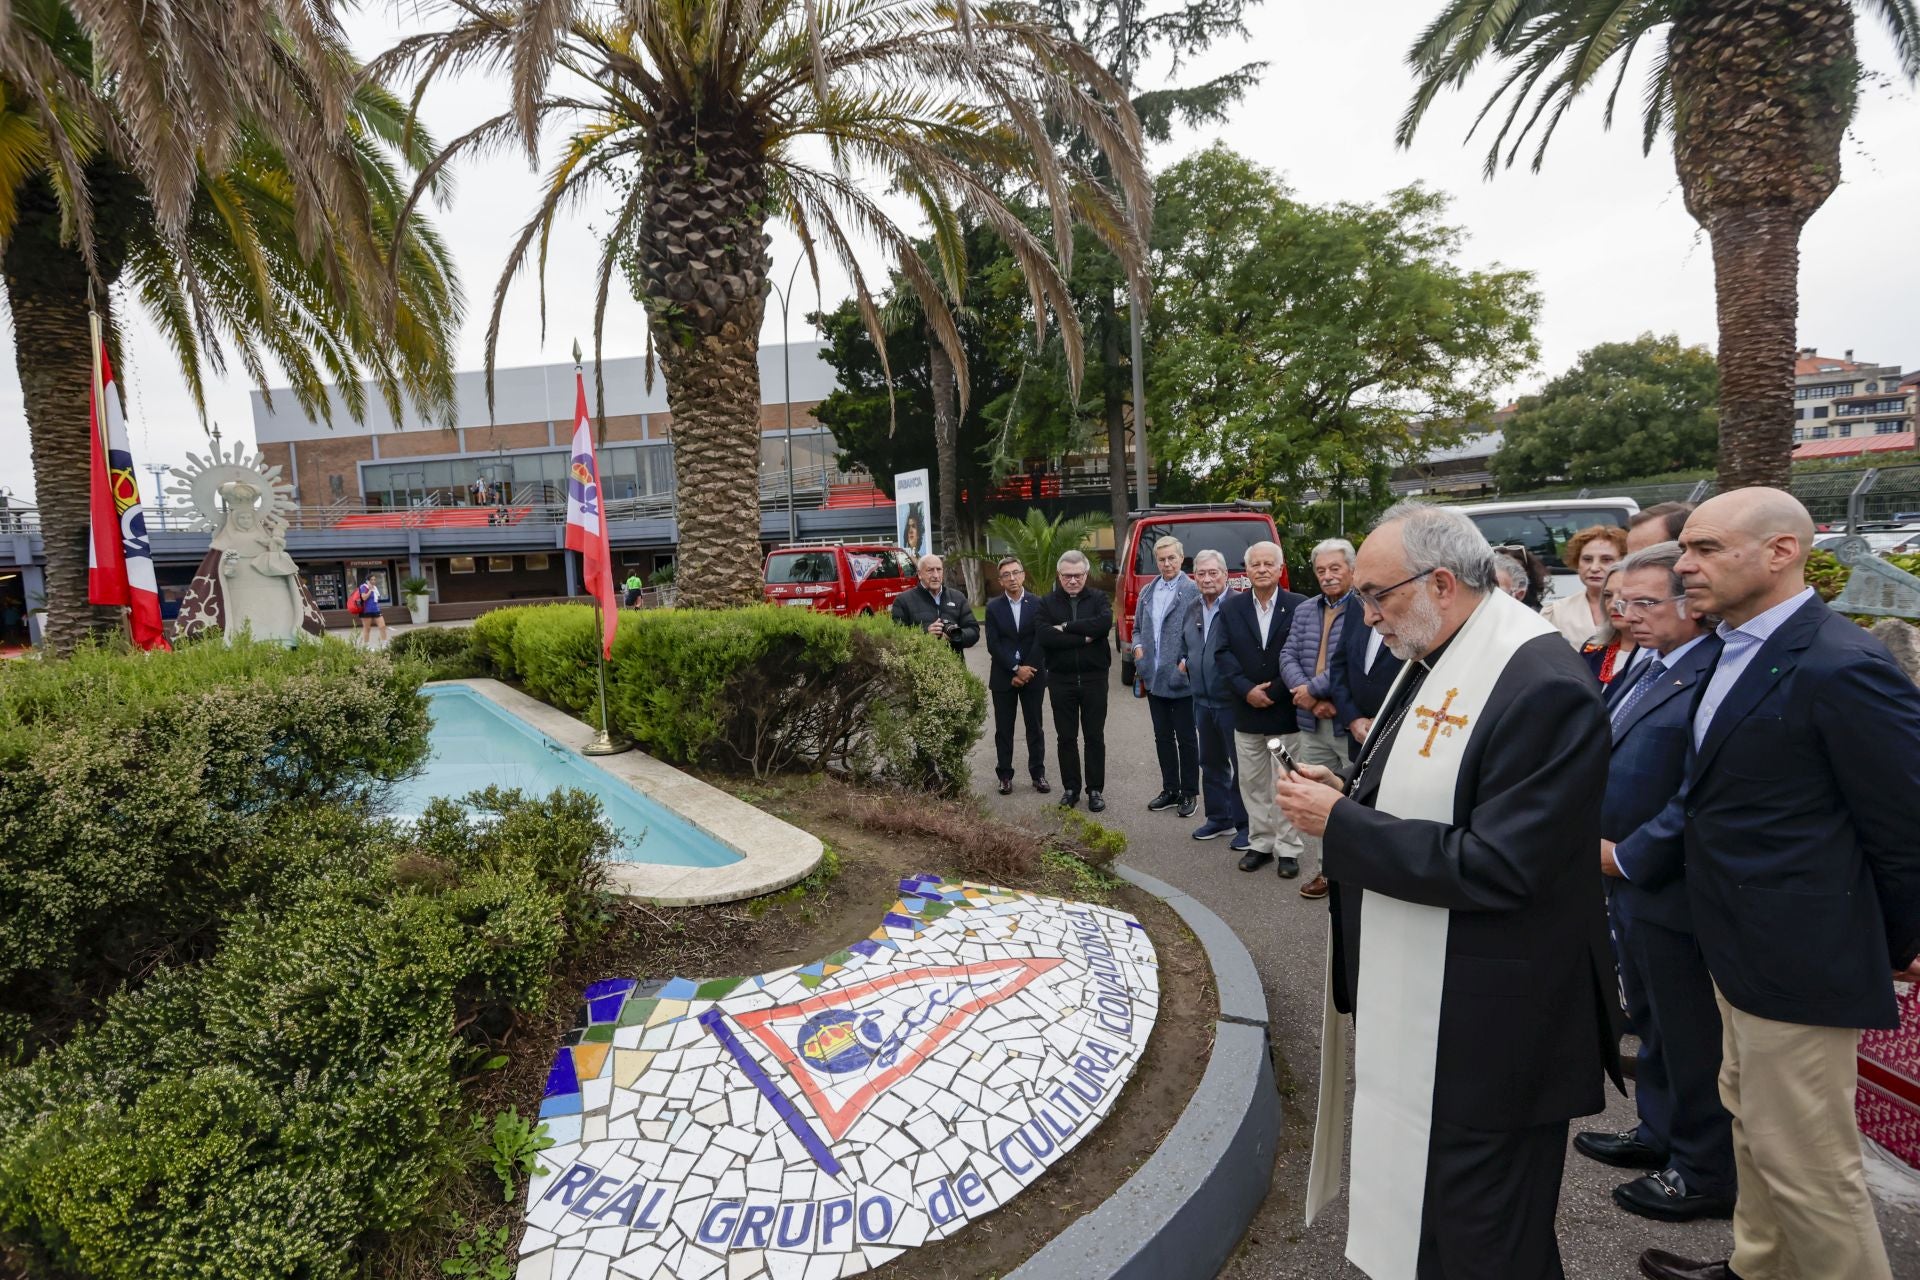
left=1278, top=538, right=1358, bottom=899
left=1186, top=549, right=1251, bottom=851
left=1131, top=535, right=1202, bottom=817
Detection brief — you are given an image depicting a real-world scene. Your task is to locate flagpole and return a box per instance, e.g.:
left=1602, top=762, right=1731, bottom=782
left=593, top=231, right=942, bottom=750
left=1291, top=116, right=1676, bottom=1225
left=576, top=339, right=626, bottom=756
left=88, top=290, right=133, bottom=642
left=583, top=594, right=621, bottom=755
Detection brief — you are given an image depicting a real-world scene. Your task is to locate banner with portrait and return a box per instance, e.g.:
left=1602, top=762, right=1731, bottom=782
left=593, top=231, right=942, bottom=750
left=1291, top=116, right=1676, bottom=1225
left=894, top=469, right=931, bottom=558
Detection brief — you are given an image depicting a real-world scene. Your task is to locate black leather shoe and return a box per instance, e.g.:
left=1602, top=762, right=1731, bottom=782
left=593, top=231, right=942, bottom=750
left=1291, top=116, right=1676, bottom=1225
left=1087, top=791, right=1105, bottom=813
left=1147, top=789, right=1178, bottom=811
left=1614, top=1170, right=1735, bottom=1223
left=1176, top=792, right=1197, bottom=818
left=1637, top=1248, right=1740, bottom=1280
left=997, top=777, right=1014, bottom=795
left=1033, top=776, right=1051, bottom=794
left=1574, top=1128, right=1667, bottom=1171
left=1276, top=856, right=1300, bottom=879
left=1237, top=850, right=1273, bottom=873
left=1059, top=789, right=1079, bottom=809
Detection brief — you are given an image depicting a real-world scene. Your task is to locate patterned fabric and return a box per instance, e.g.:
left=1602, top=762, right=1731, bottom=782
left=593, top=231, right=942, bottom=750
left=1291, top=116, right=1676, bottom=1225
left=1609, top=659, right=1666, bottom=735
left=1859, top=981, right=1920, bottom=1172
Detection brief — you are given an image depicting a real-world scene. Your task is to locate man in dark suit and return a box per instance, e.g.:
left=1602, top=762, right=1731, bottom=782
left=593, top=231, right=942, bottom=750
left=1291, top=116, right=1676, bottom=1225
left=1625, top=488, right=1920, bottom=1280
left=1574, top=541, right=1734, bottom=1223
left=983, top=555, right=1049, bottom=796
left=1213, top=540, right=1309, bottom=876
left=1185, top=548, right=1250, bottom=851
left=1036, top=549, right=1112, bottom=812
left=889, top=554, right=979, bottom=655
left=1328, top=588, right=1404, bottom=763
left=1276, top=501, right=1621, bottom=1278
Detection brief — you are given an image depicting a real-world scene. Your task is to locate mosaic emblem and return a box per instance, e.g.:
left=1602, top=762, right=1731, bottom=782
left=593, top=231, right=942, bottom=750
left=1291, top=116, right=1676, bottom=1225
left=521, top=878, right=1158, bottom=1280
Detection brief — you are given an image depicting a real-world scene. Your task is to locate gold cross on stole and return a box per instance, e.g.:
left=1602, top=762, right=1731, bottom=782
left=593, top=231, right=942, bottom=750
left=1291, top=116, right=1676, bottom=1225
left=1414, top=687, right=1469, bottom=757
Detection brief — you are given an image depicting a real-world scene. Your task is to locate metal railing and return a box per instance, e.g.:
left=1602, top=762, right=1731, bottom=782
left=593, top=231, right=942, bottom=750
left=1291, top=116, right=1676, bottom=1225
left=1452, top=463, right=1920, bottom=531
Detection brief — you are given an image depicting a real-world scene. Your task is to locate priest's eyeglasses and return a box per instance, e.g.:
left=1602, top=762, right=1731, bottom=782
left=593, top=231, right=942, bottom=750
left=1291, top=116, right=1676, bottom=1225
left=1353, top=567, right=1437, bottom=614
left=1607, top=594, right=1687, bottom=619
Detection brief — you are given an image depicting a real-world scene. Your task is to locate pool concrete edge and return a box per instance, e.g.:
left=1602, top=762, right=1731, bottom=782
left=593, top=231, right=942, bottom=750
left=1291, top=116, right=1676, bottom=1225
left=1004, top=862, right=1281, bottom=1280
left=433, top=679, right=823, bottom=906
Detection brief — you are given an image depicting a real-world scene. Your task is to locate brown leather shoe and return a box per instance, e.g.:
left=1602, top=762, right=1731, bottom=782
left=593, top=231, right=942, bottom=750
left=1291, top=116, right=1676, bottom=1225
left=1299, top=874, right=1329, bottom=900
left=1638, top=1248, right=1739, bottom=1280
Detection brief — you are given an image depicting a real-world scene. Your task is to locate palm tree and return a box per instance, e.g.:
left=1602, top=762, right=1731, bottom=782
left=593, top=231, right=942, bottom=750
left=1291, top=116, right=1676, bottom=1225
left=966, top=507, right=1110, bottom=595
left=1398, top=1, right=1920, bottom=489
left=2, top=4, right=462, bottom=651
left=381, top=0, right=1151, bottom=608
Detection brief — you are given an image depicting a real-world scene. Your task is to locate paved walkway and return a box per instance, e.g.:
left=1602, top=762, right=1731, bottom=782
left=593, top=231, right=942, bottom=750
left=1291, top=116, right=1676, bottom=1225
left=958, top=646, right=1920, bottom=1279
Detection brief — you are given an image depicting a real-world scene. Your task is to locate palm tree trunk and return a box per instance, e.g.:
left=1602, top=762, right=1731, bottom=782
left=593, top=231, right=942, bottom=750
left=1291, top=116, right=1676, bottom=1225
left=663, top=337, right=767, bottom=608
left=4, top=230, right=105, bottom=653
left=1706, top=207, right=1804, bottom=490
left=1667, top=0, right=1855, bottom=492
left=928, top=326, right=960, bottom=558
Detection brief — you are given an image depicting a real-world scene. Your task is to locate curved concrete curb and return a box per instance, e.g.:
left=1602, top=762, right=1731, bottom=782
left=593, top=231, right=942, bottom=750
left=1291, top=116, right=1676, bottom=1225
left=430, top=679, right=823, bottom=905
left=1008, top=863, right=1281, bottom=1280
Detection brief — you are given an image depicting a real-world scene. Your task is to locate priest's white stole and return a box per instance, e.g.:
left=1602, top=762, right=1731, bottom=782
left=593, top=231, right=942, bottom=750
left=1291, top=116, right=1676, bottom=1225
left=1304, top=590, right=1556, bottom=1280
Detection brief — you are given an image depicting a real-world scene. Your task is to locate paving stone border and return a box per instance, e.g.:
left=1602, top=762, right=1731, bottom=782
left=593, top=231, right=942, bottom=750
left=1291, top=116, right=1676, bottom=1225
left=1007, top=864, right=1281, bottom=1280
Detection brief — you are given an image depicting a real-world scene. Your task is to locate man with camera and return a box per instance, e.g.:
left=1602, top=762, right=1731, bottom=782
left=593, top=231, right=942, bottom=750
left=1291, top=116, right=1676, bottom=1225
left=891, top=553, right=980, bottom=656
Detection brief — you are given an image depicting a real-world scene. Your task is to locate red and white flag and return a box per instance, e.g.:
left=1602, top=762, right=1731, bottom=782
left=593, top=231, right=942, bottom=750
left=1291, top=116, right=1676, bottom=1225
left=564, top=369, right=618, bottom=658
left=88, top=343, right=170, bottom=650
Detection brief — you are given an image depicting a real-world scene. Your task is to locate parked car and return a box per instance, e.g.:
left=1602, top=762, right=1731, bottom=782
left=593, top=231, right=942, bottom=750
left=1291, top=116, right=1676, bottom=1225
left=1116, top=501, right=1283, bottom=686
left=1456, top=497, right=1642, bottom=603
left=761, top=543, right=920, bottom=616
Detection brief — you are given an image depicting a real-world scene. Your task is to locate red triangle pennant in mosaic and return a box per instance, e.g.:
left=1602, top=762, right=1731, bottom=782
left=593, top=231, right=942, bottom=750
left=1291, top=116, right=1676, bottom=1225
left=728, top=958, right=1063, bottom=1140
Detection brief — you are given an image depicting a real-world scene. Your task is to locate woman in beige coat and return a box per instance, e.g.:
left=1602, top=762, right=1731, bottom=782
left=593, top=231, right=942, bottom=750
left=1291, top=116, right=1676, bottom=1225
left=1542, top=523, right=1628, bottom=649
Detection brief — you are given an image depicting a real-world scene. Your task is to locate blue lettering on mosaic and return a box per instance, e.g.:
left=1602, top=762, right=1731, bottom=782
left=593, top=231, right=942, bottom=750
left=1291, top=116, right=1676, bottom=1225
left=956, top=1171, right=987, bottom=1208
left=698, top=1201, right=742, bottom=1245
left=926, top=1180, right=959, bottom=1226
left=857, top=1195, right=895, bottom=1243
left=732, top=1203, right=776, bottom=1249
left=775, top=1201, right=816, bottom=1248
left=820, top=1196, right=854, bottom=1246
left=567, top=1174, right=622, bottom=1218
left=543, top=1162, right=597, bottom=1204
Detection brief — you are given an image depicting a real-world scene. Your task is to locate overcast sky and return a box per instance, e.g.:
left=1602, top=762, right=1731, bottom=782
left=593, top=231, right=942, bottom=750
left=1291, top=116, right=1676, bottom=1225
left=2, top=0, right=1915, bottom=504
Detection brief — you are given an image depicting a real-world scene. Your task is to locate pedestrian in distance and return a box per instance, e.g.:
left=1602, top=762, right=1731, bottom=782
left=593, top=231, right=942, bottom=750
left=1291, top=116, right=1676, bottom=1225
left=353, top=576, right=388, bottom=649
left=1131, top=535, right=1202, bottom=817
left=1185, top=549, right=1251, bottom=852
left=1619, top=487, right=1920, bottom=1280
left=984, top=555, right=1049, bottom=796
left=624, top=570, right=643, bottom=608
left=1213, top=540, right=1310, bottom=878
left=889, top=554, right=978, bottom=655
left=1576, top=541, right=1735, bottom=1225
left=1037, top=549, right=1111, bottom=812
left=1279, top=537, right=1359, bottom=899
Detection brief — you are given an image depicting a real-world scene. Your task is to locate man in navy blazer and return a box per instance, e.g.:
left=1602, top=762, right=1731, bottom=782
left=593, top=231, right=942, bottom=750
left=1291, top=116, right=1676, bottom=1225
left=1575, top=542, right=1734, bottom=1225
left=983, top=556, right=1049, bottom=795
left=1327, top=590, right=1404, bottom=763
left=1212, top=540, right=1309, bottom=876
left=1623, top=489, right=1920, bottom=1280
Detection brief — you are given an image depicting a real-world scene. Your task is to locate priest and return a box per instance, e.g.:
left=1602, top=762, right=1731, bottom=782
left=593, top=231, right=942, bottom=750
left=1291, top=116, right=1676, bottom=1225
left=1276, top=501, right=1621, bottom=1280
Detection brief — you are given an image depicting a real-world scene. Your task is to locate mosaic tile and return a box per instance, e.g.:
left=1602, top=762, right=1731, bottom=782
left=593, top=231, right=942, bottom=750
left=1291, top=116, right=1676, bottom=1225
left=518, top=881, right=1157, bottom=1280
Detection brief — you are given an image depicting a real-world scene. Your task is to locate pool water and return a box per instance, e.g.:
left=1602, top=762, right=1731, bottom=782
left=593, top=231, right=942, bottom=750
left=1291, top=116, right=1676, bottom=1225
left=386, top=686, right=742, bottom=868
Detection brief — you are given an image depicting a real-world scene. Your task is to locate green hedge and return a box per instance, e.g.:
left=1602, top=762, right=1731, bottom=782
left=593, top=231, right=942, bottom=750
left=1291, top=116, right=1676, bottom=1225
left=0, top=638, right=430, bottom=1057
left=389, top=625, right=484, bottom=680
left=474, top=604, right=986, bottom=791
left=0, top=788, right=614, bottom=1280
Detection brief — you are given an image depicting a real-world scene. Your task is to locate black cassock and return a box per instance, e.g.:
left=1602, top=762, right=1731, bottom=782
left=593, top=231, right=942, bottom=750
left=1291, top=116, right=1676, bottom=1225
left=1324, top=631, right=1623, bottom=1280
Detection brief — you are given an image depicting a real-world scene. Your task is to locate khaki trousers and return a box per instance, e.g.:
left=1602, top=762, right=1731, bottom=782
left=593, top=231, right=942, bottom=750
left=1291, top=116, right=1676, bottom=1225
left=1234, top=730, right=1305, bottom=861
left=1715, top=986, right=1891, bottom=1280
left=1295, top=717, right=1347, bottom=773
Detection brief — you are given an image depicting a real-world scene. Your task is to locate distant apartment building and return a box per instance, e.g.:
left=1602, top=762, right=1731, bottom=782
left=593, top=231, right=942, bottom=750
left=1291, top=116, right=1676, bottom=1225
left=1790, top=348, right=1916, bottom=460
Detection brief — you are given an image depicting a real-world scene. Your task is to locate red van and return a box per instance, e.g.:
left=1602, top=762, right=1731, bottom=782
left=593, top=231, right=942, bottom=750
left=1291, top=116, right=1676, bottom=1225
left=1116, top=502, right=1284, bottom=685
left=762, top=543, right=920, bottom=616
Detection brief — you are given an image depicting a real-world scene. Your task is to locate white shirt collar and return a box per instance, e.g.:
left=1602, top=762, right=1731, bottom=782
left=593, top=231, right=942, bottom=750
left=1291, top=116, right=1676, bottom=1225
left=1655, top=633, right=1709, bottom=667
left=1715, top=586, right=1815, bottom=647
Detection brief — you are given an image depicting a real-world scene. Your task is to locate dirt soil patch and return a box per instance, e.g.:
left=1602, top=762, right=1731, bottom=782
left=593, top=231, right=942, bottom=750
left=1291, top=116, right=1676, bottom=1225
left=455, top=773, right=1216, bottom=1280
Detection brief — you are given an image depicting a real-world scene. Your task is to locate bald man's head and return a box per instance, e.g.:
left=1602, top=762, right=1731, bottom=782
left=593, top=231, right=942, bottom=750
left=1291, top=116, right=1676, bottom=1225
left=1675, top=486, right=1816, bottom=627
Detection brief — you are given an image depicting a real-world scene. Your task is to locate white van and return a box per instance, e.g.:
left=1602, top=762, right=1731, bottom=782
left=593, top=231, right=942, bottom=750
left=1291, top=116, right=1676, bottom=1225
left=1456, top=497, right=1642, bottom=602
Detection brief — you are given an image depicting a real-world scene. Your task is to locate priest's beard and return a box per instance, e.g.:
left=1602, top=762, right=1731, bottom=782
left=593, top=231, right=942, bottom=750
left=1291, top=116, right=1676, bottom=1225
left=1385, top=587, right=1444, bottom=661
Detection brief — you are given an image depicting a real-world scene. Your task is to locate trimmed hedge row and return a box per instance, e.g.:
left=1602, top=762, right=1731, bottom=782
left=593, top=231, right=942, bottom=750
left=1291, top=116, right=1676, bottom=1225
left=0, top=788, right=615, bottom=1279
left=0, top=638, right=430, bottom=1056
left=470, top=605, right=986, bottom=791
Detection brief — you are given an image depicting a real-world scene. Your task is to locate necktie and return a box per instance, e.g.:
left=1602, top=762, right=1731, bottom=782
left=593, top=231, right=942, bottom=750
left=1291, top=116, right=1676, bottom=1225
left=1609, top=658, right=1667, bottom=735
left=1313, top=601, right=1337, bottom=676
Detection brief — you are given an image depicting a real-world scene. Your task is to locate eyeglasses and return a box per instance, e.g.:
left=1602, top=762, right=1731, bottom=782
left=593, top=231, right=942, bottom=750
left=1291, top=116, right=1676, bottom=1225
left=1353, top=567, right=1436, bottom=613
left=1057, top=571, right=1087, bottom=581
left=1607, top=594, right=1687, bottom=618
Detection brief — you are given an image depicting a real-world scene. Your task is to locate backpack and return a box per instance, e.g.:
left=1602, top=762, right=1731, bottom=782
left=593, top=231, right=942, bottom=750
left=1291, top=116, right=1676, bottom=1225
left=346, top=587, right=364, bottom=616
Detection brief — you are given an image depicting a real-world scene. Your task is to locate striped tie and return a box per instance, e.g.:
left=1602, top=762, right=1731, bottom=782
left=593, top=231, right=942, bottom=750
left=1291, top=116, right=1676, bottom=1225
left=1609, top=658, right=1667, bottom=736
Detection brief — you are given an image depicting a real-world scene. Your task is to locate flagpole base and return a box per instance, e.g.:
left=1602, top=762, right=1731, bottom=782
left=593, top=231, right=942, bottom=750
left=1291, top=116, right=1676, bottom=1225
left=582, top=730, right=629, bottom=756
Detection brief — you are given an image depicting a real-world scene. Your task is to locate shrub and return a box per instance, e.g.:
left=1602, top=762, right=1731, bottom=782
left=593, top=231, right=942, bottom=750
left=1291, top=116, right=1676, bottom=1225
left=0, top=791, right=611, bottom=1280
left=389, top=626, right=483, bottom=680
left=0, top=638, right=429, bottom=1055
left=475, top=604, right=986, bottom=791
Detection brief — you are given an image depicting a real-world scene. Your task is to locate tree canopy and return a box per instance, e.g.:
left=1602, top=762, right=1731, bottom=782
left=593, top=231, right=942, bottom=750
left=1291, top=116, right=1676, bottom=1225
left=1492, top=334, right=1720, bottom=490
left=1146, top=145, right=1539, bottom=529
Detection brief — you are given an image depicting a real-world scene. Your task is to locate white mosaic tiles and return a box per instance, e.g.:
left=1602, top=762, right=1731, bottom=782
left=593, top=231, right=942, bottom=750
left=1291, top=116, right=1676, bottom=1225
left=521, top=876, right=1159, bottom=1280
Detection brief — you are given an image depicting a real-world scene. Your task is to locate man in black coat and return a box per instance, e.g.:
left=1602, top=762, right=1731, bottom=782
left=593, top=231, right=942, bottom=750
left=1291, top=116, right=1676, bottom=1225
left=1036, top=549, right=1111, bottom=811
left=1327, top=589, right=1404, bottom=762
left=1212, top=540, right=1309, bottom=876
left=1576, top=542, right=1733, bottom=1224
left=1277, top=502, right=1620, bottom=1279
left=889, top=553, right=978, bottom=655
left=983, top=555, right=1049, bottom=795
left=1621, top=489, right=1920, bottom=1280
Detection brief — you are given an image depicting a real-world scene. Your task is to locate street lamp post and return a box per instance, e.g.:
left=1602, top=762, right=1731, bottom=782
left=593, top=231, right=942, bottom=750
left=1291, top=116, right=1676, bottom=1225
left=768, top=258, right=811, bottom=544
